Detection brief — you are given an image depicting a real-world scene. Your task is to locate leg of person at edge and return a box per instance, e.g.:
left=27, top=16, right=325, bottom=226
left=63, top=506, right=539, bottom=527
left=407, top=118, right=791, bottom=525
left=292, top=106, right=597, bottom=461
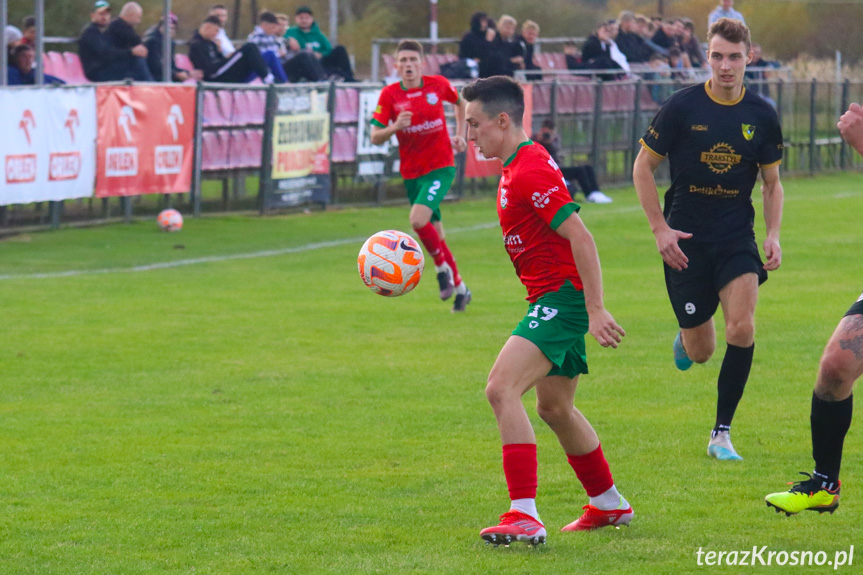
left=763, top=103, right=863, bottom=515
left=462, top=75, right=633, bottom=546
left=632, top=18, right=785, bottom=461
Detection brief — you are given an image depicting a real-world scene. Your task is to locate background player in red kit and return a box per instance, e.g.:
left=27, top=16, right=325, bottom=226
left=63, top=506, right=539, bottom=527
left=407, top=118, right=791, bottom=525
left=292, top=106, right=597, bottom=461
left=462, top=76, right=633, bottom=545
left=371, top=40, right=471, bottom=312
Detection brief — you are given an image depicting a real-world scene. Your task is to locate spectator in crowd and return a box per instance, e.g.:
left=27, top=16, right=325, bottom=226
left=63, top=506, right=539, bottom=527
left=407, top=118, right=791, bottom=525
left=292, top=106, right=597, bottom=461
left=459, top=12, right=502, bottom=78
left=709, top=0, right=745, bottom=29
left=105, top=2, right=154, bottom=81
left=651, top=19, right=680, bottom=52
left=78, top=1, right=149, bottom=82
left=284, top=6, right=355, bottom=82
left=246, top=11, right=291, bottom=83
left=252, top=10, right=325, bottom=82
left=20, top=16, right=35, bottom=47
left=7, top=44, right=65, bottom=85
left=5, top=25, right=22, bottom=61
left=745, top=43, right=779, bottom=105
left=563, top=40, right=584, bottom=71
left=208, top=4, right=236, bottom=57
left=188, top=15, right=272, bottom=83
left=616, top=11, right=654, bottom=64
left=643, top=51, right=673, bottom=104
left=143, top=13, right=198, bottom=82
left=636, top=14, right=668, bottom=56
left=490, top=14, right=524, bottom=77
left=679, top=19, right=706, bottom=68
left=582, top=20, right=629, bottom=79
left=533, top=119, right=614, bottom=204
left=667, top=46, right=692, bottom=79
left=518, top=20, right=542, bottom=80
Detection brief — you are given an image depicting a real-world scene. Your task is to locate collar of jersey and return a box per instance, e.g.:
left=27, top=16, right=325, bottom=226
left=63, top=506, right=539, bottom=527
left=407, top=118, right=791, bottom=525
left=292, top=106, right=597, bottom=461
left=704, top=80, right=746, bottom=106
left=503, top=141, right=533, bottom=167
left=399, top=78, right=424, bottom=91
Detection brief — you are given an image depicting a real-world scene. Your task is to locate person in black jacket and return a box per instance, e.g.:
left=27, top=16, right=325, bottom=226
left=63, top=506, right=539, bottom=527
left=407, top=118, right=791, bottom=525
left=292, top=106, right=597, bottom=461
left=188, top=16, right=272, bottom=83
left=615, top=11, right=654, bottom=64
left=143, top=14, right=197, bottom=82
left=103, top=1, right=153, bottom=81
left=458, top=12, right=507, bottom=78
left=78, top=1, right=145, bottom=81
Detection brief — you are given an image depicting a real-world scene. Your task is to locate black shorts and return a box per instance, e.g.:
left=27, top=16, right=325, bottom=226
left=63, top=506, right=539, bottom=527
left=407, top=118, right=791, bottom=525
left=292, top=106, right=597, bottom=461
left=664, top=236, right=768, bottom=328
left=845, top=291, right=863, bottom=317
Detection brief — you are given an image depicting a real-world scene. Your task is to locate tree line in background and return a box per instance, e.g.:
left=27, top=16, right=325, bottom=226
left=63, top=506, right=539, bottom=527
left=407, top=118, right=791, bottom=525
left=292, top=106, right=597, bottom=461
left=7, top=0, right=863, bottom=70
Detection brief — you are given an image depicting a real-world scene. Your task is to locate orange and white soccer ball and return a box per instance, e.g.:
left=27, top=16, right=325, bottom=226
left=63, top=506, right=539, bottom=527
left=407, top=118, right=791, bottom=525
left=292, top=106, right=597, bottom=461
left=157, top=209, right=183, bottom=232
left=358, top=230, right=424, bottom=297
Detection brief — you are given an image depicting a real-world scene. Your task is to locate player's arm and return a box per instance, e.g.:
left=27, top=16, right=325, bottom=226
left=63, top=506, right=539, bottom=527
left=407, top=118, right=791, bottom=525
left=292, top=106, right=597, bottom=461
left=760, top=162, right=783, bottom=271
left=632, top=145, right=692, bottom=270
left=451, top=97, right=467, bottom=153
left=370, top=112, right=411, bottom=146
left=555, top=213, right=625, bottom=349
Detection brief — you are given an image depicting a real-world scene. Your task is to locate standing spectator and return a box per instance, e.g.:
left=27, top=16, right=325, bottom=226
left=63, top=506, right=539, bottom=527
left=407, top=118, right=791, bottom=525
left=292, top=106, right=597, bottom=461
left=105, top=2, right=154, bottom=81
left=7, top=44, right=65, bottom=85
left=143, top=14, right=198, bottom=82
left=709, top=0, right=745, bottom=29
left=616, top=11, right=653, bottom=64
left=284, top=6, right=355, bottom=82
left=518, top=20, right=542, bottom=80
left=490, top=15, right=524, bottom=77
left=208, top=4, right=235, bottom=57
left=459, top=12, right=503, bottom=78
left=20, top=16, right=35, bottom=48
left=188, top=15, right=272, bottom=84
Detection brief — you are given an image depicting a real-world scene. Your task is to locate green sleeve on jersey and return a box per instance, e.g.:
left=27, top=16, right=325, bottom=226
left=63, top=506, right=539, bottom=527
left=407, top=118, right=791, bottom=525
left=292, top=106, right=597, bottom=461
left=550, top=202, right=580, bottom=230
left=371, top=118, right=386, bottom=128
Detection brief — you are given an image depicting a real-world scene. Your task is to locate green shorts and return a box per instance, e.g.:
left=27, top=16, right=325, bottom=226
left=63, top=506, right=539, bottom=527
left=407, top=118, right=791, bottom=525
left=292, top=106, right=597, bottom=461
left=403, top=166, right=456, bottom=223
left=512, top=281, right=589, bottom=378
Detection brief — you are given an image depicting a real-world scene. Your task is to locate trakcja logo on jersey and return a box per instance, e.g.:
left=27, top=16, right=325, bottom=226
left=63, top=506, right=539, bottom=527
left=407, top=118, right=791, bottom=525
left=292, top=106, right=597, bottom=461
left=532, top=186, right=559, bottom=208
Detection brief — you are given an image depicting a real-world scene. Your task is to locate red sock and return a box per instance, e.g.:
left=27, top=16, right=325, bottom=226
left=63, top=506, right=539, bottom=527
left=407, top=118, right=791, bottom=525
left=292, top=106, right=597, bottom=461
left=439, top=240, right=462, bottom=286
left=414, top=222, right=445, bottom=266
left=502, top=443, right=538, bottom=500
left=566, top=444, right=613, bottom=497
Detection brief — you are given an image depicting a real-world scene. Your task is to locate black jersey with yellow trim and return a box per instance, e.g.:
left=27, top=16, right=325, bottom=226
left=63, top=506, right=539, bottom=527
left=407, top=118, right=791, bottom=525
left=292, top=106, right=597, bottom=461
left=639, top=81, right=784, bottom=243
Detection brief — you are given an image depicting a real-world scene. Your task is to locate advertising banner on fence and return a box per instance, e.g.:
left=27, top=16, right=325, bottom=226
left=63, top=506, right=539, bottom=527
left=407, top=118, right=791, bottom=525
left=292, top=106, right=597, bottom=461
left=95, top=85, right=195, bottom=197
left=0, top=87, right=97, bottom=206
left=465, top=83, right=534, bottom=179
left=266, top=87, right=330, bottom=208
left=355, top=89, right=397, bottom=179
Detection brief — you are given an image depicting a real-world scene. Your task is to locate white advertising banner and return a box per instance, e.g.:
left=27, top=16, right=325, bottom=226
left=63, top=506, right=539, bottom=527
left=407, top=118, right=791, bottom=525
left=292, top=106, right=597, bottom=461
left=356, top=89, right=398, bottom=178
left=0, top=87, right=97, bottom=206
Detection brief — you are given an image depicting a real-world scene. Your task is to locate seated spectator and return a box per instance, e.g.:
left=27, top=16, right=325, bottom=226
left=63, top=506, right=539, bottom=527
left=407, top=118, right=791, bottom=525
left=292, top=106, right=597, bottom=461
left=5, top=25, right=22, bottom=61
left=745, top=43, right=779, bottom=105
left=667, top=46, right=692, bottom=80
left=643, top=51, right=672, bottom=104
left=188, top=15, right=272, bottom=83
left=616, top=11, right=653, bottom=64
left=636, top=14, right=668, bottom=56
left=651, top=19, right=680, bottom=52
left=105, top=2, right=154, bottom=81
left=246, top=11, right=290, bottom=83
left=490, top=14, right=524, bottom=77
left=708, top=0, right=745, bottom=29
left=7, top=44, right=65, bottom=85
left=582, top=20, right=629, bottom=79
left=284, top=6, right=355, bottom=81
left=518, top=20, right=542, bottom=80
left=209, top=4, right=235, bottom=57
left=563, top=40, right=584, bottom=70
left=273, top=11, right=325, bottom=82
left=533, top=119, right=613, bottom=204
left=143, top=13, right=200, bottom=82
left=78, top=1, right=148, bottom=82
left=20, top=16, right=35, bottom=47
left=678, top=19, right=705, bottom=68
left=458, top=12, right=502, bottom=78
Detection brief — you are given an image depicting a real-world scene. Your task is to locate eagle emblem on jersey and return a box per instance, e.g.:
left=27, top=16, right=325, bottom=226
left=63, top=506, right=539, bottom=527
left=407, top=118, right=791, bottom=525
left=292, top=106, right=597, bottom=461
left=426, top=92, right=439, bottom=105
left=742, top=124, right=756, bottom=141
left=700, top=142, right=742, bottom=174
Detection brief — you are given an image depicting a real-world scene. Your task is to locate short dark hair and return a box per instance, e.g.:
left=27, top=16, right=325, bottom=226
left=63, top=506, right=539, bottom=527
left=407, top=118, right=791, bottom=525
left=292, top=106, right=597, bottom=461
left=395, top=39, right=423, bottom=58
left=259, top=11, right=278, bottom=24
left=708, top=17, right=751, bottom=53
left=22, top=15, right=35, bottom=29
left=210, top=4, right=226, bottom=10
left=203, top=15, right=222, bottom=26
left=462, top=76, right=524, bottom=127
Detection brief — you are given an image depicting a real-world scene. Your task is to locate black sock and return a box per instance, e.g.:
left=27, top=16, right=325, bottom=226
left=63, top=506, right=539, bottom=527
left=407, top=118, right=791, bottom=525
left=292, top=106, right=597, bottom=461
left=714, top=343, right=754, bottom=431
left=811, top=393, right=853, bottom=485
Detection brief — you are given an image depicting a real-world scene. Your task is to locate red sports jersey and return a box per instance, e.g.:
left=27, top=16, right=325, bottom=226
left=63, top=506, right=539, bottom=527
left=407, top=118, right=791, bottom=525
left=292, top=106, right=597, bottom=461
left=498, top=141, right=583, bottom=302
left=370, top=75, right=459, bottom=180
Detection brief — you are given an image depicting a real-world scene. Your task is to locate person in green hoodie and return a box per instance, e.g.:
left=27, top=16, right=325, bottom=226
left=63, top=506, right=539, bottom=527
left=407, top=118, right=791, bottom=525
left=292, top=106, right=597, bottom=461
left=284, top=5, right=355, bottom=81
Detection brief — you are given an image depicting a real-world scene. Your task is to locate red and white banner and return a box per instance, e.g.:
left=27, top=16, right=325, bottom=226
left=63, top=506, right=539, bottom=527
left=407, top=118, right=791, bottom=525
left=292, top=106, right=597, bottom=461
left=0, top=87, right=97, bottom=205
left=464, top=83, right=534, bottom=179
left=95, top=85, right=195, bottom=197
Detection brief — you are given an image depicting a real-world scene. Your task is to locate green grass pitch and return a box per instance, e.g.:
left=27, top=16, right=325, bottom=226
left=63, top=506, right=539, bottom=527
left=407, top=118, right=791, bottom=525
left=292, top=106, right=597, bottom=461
left=0, top=173, right=861, bottom=574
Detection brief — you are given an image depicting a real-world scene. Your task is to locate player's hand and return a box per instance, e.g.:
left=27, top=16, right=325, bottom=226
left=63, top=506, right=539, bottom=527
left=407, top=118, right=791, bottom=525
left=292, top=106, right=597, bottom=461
left=838, top=102, right=863, bottom=156
left=451, top=135, right=467, bottom=153
left=394, top=111, right=413, bottom=130
left=588, top=309, right=626, bottom=348
left=763, top=236, right=782, bottom=271
left=655, top=226, right=692, bottom=271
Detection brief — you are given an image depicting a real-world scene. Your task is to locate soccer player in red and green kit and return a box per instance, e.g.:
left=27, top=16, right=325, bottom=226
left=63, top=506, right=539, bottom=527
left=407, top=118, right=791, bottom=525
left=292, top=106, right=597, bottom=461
left=462, top=76, right=633, bottom=545
left=370, top=40, right=471, bottom=312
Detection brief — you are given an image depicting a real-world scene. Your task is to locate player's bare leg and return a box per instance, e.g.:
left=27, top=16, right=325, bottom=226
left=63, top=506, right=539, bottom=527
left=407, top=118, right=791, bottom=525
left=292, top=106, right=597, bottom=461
left=481, top=336, right=549, bottom=545
left=535, top=375, right=633, bottom=532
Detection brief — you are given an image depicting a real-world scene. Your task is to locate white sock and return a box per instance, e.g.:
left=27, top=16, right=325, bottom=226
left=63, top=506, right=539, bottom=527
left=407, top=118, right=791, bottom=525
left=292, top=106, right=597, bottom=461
left=455, top=282, right=467, bottom=295
left=434, top=262, right=451, bottom=274
left=589, top=485, right=628, bottom=511
left=510, top=498, right=541, bottom=522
